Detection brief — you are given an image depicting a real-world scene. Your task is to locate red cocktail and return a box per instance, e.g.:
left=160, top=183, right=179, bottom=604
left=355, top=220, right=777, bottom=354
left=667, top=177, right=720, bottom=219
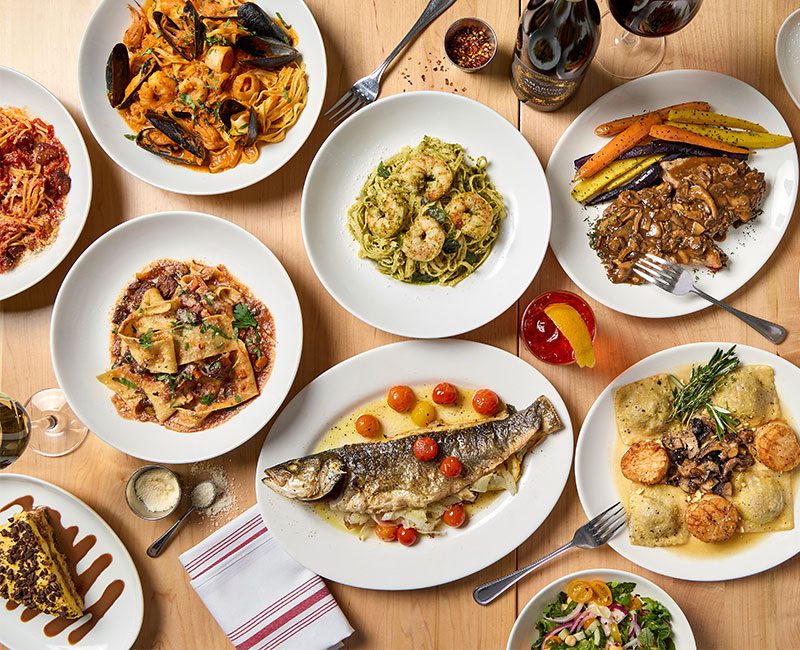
left=521, top=291, right=596, bottom=365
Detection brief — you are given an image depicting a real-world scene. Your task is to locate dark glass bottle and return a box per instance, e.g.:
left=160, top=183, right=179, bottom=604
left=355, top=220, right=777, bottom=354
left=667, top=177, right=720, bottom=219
left=512, top=0, right=602, bottom=111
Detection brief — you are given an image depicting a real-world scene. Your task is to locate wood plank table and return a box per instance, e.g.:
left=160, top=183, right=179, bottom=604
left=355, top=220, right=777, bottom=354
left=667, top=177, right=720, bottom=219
left=2, top=0, right=799, bottom=647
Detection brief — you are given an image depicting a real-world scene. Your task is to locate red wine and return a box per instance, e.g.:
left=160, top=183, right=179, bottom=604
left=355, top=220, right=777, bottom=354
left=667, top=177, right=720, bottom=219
left=0, top=395, right=31, bottom=469
left=609, top=0, right=703, bottom=37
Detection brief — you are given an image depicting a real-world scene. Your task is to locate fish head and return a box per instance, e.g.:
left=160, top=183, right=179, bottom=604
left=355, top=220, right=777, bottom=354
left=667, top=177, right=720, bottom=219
left=262, top=454, right=345, bottom=501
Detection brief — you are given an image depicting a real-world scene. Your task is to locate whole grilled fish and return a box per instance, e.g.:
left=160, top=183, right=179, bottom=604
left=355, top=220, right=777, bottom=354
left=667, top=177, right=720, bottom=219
left=262, top=396, right=562, bottom=515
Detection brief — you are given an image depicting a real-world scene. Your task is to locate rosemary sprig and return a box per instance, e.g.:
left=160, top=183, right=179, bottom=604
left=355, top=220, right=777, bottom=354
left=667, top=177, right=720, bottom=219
left=669, top=346, right=740, bottom=440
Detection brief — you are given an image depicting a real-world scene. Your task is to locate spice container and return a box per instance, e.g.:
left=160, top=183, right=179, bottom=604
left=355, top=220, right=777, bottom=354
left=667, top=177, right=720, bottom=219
left=444, top=18, right=497, bottom=72
left=125, top=465, right=182, bottom=520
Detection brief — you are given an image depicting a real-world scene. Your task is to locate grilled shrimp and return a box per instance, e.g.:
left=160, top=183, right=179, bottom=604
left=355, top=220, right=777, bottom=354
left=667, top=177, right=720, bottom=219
left=366, top=193, right=408, bottom=238
left=398, top=154, right=453, bottom=201
left=446, top=192, right=493, bottom=239
left=138, top=71, right=177, bottom=105
left=402, top=215, right=445, bottom=262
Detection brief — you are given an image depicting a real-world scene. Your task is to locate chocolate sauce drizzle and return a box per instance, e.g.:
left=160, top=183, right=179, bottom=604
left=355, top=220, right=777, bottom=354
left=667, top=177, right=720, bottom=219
left=1, top=495, right=126, bottom=644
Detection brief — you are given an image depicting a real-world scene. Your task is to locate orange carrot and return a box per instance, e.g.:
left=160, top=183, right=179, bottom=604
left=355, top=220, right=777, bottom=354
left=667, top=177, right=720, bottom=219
left=575, top=114, right=661, bottom=180
left=594, top=101, right=712, bottom=137
left=649, top=124, right=750, bottom=154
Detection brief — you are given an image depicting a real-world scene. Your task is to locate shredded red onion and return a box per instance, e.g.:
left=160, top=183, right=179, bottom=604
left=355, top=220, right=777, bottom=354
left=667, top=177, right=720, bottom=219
left=541, top=622, right=572, bottom=650
left=569, top=610, right=593, bottom=633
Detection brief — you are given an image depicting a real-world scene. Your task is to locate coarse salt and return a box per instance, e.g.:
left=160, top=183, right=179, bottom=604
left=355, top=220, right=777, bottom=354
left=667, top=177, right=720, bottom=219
left=135, top=468, right=180, bottom=513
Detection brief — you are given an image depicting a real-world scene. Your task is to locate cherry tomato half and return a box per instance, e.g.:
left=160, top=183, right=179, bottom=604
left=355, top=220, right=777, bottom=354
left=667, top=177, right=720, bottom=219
left=354, top=413, right=381, bottom=438
left=440, top=456, right=462, bottom=478
left=565, top=579, right=594, bottom=604
left=432, top=382, right=458, bottom=405
left=374, top=522, right=398, bottom=542
left=443, top=504, right=466, bottom=528
left=411, top=401, right=436, bottom=427
left=397, top=526, right=417, bottom=546
left=387, top=385, right=415, bottom=413
left=472, top=389, right=500, bottom=416
left=413, top=436, right=439, bottom=462
left=589, top=580, right=613, bottom=607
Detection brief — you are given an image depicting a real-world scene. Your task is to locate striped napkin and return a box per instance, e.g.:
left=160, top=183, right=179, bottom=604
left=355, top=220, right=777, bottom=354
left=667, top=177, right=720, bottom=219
left=179, top=506, right=353, bottom=650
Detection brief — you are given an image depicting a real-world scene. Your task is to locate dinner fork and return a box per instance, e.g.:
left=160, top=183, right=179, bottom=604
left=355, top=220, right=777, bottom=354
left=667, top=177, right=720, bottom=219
left=633, top=254, right=787, bottom=344
left=324, top=0, right=457, bottom=124
left=472, top=502, right=626, bottom=606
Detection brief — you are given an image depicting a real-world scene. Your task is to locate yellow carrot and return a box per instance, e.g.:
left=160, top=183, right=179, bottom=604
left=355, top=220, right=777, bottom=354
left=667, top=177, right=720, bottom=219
left=571, top=156, right=650, bottom=202
left=649, top=124, right=750, bottom=154
left=605, top=155, right=664, bottom=192
left=594, top=101, right=711, bottom=137
left=663, top=121, right=792, bottom=149
left=667, top=109, right=767, bottom=133
left=576, top=114, right=661, bottom=181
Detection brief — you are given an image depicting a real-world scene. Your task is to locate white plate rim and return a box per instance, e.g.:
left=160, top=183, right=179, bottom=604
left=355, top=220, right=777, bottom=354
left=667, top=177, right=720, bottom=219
left=300, top=90, right=551, bottom=338
left=76, top=0, right=327, bottom=196
left=255, top=338, right=573, bottom=590
left=547, top=69, right=799, bottom=319
left=575, top=341, right=800, bottom=581
left=0, top=473, right=144, bottom=649
left=506, top=567, right=696, bottom=650
left=0, top=65, right=92, bottom=300
left=50, top=210, right=303, bottom=464
left=776, top=8, right=800, bottom=111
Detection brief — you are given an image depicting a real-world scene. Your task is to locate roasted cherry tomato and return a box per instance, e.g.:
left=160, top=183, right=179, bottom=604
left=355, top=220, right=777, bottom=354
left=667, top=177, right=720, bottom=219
left=443, top=504, right=466, bottom=528
left=387, top=385, right=415, bottom=413
left=432, top=382, right=458, bottom=405
left=354, top=413, right=381, bottom=438
left=413, top=436, right=439, bottom=462
left=411, top=401, right=436, bottom=427
left=374, top=522, right=399, bottom=542
left=472, top=388, right=500, bottom=416
left=396, top=525, right=417, bottom=546
left=630, top=596, right=643, bottom=611
left=589, top=580, right=613, bottom=606
left=565, top=579, right=594, bottom=604
left=440, top=455, right=462, bottom=478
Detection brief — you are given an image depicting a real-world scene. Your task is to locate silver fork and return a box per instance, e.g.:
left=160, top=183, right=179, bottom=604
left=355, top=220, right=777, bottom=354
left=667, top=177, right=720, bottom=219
left=472, top=502, right=626, bottom=606
left=324, top=0, right=456, bottom=124
left=634, top=254, right=787, bottom=344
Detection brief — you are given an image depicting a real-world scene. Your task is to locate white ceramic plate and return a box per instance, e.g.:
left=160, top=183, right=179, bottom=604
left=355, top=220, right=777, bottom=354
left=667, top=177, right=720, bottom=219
left=576, top=342, right=800, bottom=581
left=77, top=0, right=326, bottom=195
left=0, top=474, right=143, bottom=650
left=255, top=339, right=573, bottom=590
left=302, top=91, right=551, bottom=338
left=507, top=568, right=696, bottom=650
left=777, top=9, right=800, bottom=111
left=51, top=211, right=302, bottom=464
left=0, top=66, right=91, bottom=300
left=548, top=70, right=798, bottom=318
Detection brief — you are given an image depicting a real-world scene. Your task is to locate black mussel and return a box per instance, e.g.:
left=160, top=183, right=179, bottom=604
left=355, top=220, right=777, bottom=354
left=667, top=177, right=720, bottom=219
left=136, top=110, right=207, bottom=164
left=219, top=100, right=258, bottom=145
left=244, top=108, right=258, bottom=145
left=154, top=8, right=202, bottom=60
left=106, top=43, right=130, bottom=108
left=236, top=35, right=300, bottom=69
left=183, top=0, right=206, bottom=60
left=236, top=2, right=291, bottom=44
left=117, top=58, right=158, bottom=110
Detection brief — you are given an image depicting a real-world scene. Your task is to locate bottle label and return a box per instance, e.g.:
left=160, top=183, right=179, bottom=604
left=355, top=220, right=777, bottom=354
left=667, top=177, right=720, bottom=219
left=511, top=54, right=579, bottom=107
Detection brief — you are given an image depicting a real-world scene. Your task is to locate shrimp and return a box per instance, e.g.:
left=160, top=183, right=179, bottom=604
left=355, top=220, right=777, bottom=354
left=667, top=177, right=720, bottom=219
left=398, top=154, right=453, bottom=201
left=366, top=193, right=408, bottom=238
left=138, top=71, right=177, bottom=106
left=123, top=5, right=148, bottom=50
left=402, top=215, right=445, bottom=262
left=178, top=76, right=209, bottom=104
left=446, top=192, right=494, bottom=239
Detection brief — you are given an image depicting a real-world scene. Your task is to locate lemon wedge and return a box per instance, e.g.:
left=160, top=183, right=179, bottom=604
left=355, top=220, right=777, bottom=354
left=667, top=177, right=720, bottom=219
left=543, top=302, right=596, bottom=368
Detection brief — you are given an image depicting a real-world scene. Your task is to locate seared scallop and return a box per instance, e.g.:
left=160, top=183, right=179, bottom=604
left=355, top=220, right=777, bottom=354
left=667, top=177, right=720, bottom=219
left=754, top=420, right=800, bottom=473
left=620, top=441, right=670, bottom=485
left=685, top=494, right=739, bottom=543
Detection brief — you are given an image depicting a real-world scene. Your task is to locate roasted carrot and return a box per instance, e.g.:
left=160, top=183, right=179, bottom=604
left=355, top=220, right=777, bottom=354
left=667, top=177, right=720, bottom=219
left=664, top=121, right=792, bottom=148
left=594, top=101, right=712, bottom=137
left=575, top=114, right=661, bottom=180
left=649, top=124, right=750, bottom=154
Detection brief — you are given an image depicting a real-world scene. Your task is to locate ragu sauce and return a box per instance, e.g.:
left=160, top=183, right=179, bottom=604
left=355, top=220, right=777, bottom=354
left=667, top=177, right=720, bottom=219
left=521, top=290, right=596, bottom=365
left=0, top=496, right=125, bottom=645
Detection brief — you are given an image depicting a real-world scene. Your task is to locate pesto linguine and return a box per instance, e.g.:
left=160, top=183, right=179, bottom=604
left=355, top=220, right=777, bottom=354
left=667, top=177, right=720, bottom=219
left=347, top=136, right=506, bottom=286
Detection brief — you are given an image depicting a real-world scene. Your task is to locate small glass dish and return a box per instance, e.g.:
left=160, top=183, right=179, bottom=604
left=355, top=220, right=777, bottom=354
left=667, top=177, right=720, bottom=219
left=520, top=290, right=597, bottom=365
left=444, top=17, right=498, bottom=72
left=125, top=464, right=182, bottom=521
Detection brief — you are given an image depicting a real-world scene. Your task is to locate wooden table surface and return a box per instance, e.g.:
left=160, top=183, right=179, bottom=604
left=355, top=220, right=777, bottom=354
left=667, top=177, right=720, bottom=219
left=2, top=0, right=800, bottom=648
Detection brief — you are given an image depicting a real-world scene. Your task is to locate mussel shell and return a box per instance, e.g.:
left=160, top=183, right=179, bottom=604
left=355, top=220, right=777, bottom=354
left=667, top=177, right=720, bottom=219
left=136, top=127, right=204, bottom=166
left=236, top=2, right=291, bottom=44
left=245, top=107, right=258, bottom=146
left=218, top=100, right=259, bottom=146
left=144, top=110, right=207, bottom=160
left=106, top=43, right=130, bottom=108
left=154, top=9, right=198, bottom=60
left=117, top=58, right=158, bottom=110
left=236, top=35, right=300, bottom=69
left=184, top=0, right=207, bottom=60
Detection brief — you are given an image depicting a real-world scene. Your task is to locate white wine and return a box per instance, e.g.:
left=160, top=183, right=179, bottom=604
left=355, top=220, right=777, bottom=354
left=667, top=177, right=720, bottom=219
left=0, top=393, right=31, bottom=469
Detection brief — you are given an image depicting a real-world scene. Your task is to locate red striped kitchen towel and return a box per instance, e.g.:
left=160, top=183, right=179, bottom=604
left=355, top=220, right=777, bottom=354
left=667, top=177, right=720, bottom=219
left=179, top=506, right=353, bottom=650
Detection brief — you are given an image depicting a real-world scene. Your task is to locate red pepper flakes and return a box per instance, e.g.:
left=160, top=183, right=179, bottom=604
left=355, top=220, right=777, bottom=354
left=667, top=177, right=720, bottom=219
left=445, top=25, right=495, bottom=69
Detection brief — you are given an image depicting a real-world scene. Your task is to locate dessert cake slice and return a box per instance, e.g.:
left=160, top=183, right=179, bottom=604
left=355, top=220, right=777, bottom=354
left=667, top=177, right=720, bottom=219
left=0, top=507, right=84, bottom=619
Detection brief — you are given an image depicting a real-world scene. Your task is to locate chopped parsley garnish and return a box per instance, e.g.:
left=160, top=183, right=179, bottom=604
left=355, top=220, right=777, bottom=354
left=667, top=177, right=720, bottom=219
left=281, top=89, right=291, bottom=103
left=234, top=394, right=242, bottom=403
left=199, top=394, right=215, bottom=406
left=200, top=322, right=232, bottom=339
left=184, top=341, right=189, bottom=350
left=124, top=133, right=137, bottom=141
left=138, top=328, right=155, bottom=350
left=233, top=303, right=258, bottom=330
left=112, top=377, right=138, bottom=390
left=276, top=12, right=291, bottom=28
left=179, top=92, right=197, bottom=111
left=205, top=294, right=214, bottom=305
left=376, top=161, right=390, bottom=178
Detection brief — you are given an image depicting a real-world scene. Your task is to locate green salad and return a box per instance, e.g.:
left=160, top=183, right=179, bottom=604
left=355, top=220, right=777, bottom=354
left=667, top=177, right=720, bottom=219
left=532, top=579, right=675, bottom=650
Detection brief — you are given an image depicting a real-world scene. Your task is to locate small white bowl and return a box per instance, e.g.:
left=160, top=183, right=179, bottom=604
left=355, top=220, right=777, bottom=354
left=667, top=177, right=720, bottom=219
left=776, top=8, right=800, bottom=110
left=507, top=568, right=696, bottom=650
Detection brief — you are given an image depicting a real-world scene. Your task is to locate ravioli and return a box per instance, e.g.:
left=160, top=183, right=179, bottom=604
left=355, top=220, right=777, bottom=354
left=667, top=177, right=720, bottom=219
left=732, top=466, right=794, bottom=533
left=711, top=366, right=781, bottom=427
left=615, top=374, right=675, bottom=445
left=628, top=484, right=689, bottom=547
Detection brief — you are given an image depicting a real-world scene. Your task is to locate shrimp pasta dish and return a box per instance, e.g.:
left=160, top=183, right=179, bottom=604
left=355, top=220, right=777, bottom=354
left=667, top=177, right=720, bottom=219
left=105, top=0, right=307, bottom=172
left=347, top=136, right=506, bottom=286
